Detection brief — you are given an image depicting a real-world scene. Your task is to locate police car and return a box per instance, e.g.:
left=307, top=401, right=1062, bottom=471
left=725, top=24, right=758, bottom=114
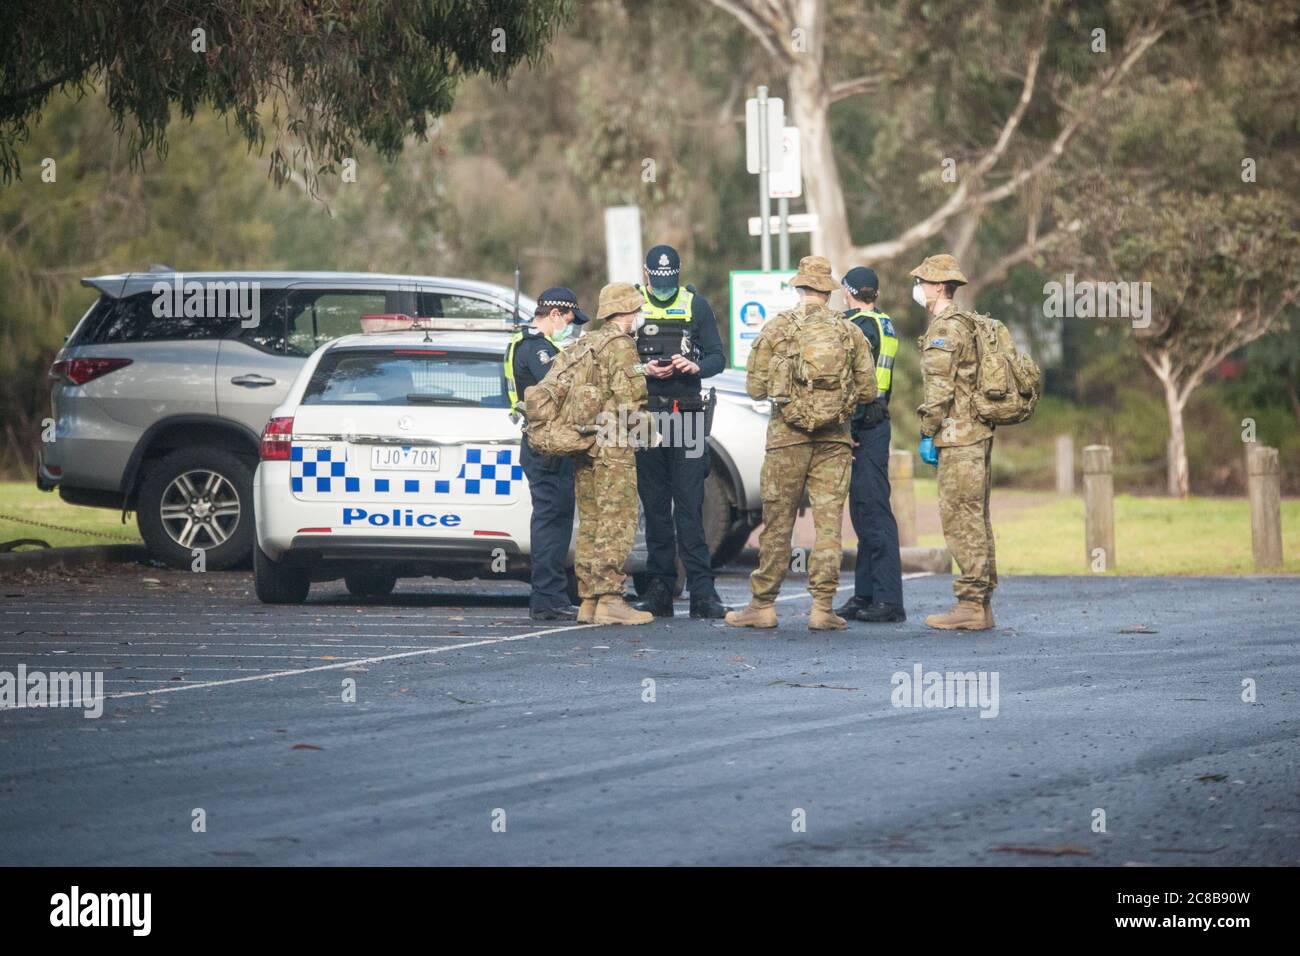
left=252, top=317, right=550, bottom=603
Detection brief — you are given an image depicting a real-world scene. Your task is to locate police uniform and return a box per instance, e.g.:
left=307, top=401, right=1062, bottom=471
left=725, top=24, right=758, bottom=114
left=911, top=254, right=997, bottom=631
left=725, top=256, right=877, bottom=632
left=838, top=266, right=905, bottom=623
left=631, top=245, right=728, bottom=619
left=506, top=288, right=587, bottom=619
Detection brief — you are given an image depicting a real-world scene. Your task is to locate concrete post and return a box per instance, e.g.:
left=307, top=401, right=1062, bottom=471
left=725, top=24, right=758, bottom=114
left=1083, top=444, right=1115, bottom=573
left=1055, top=434, right=1074, bottom=495
left=1247, top=445, right=1283, bottom=570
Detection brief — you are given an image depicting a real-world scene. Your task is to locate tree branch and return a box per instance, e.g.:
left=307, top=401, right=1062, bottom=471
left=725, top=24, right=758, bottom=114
left=705, top=0, right=790, bottom=62
left=829, top=74, right=882, bottom=102
left=975, top=20, right=1165, bottom=207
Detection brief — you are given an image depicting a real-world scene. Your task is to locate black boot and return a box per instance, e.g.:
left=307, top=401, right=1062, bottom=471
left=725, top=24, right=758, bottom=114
left=855, top=603, right=907, bottom=623
left=632, top=579, right=674, bottom=617
left=689, top=594, right=730, bottom=619
left=834, top=594, right=870, bottom=618
left=529, top=605, right=579, bottom=622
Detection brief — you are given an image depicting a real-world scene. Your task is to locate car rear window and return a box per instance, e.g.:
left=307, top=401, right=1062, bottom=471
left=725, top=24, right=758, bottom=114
left=70, top=292, right=239, bottom=344
left=301, top=349, right=509, bottom=407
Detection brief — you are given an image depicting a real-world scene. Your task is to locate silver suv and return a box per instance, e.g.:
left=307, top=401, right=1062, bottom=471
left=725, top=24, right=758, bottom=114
left=39, top=270, right=770, bottom=572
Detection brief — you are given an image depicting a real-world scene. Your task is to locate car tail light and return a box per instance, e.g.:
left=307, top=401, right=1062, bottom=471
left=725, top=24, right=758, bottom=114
left=48, top=357, right=133, bottom=385
left=260, top=416, right=295, bottom=460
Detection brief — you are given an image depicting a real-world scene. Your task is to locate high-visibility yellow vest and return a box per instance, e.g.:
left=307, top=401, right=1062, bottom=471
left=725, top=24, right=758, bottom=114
left=850, top=308, right=898, bottom=395
left=640, top=286, right=694, bottom=325
left=504, top=329, right=559, bottom=413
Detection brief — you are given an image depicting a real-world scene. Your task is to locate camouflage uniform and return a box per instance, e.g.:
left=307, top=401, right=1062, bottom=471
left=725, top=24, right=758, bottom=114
left=915, top=261, right=997, bottom=605
left=573, top=311, right=649, bottom=600
left=746, top=299, right=876, bottom=603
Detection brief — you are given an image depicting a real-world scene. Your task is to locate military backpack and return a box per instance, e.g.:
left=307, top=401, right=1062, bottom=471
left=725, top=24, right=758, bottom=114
left=769, top=308, right=859, bottom=432
left=966, top=311, right=1041, bottom=426
left=520, top=335, right=606, bottom=456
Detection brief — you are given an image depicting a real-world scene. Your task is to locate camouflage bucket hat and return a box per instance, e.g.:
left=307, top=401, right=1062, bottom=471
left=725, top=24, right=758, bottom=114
left=596, top=281, right=644, bottom=321
left=909, top=253, right=968, bottom=286
left=791, top=255, right=837, bottom=293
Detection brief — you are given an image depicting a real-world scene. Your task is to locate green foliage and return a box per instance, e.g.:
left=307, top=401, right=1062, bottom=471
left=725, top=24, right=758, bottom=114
left=0, top=0, right=574, bottom=189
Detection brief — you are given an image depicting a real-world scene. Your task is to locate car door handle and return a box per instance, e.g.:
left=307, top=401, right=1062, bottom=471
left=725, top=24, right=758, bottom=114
left=230, top=374, right=277, bottom=388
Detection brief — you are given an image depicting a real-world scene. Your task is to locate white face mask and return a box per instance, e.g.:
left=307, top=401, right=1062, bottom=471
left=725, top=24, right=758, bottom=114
left=634, top=313, right=646, bottom=332
left=912, top=283, right=928, bottom=308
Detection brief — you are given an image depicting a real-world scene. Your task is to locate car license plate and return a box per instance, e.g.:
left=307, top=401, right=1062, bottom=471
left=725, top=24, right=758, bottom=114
left=371, top=446, right=440, bottom=471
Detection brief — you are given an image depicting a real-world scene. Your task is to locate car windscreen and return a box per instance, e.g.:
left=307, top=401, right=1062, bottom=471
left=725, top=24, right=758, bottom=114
left=300, top=348, right=509, bottom=407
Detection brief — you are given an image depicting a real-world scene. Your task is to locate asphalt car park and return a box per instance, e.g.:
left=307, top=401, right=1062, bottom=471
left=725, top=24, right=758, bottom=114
left=0, top=565, right=1296, bottom=866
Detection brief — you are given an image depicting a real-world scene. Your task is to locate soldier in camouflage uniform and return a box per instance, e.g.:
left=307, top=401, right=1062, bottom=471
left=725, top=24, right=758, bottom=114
left=912, top=254, right=997, bottom=631
left=573, top=282, right=655, bottom=626
left=726, top=256, right=877, bottom=631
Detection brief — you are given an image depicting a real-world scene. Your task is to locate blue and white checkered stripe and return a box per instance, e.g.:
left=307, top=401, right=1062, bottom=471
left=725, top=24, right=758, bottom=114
left=289, top=444, right=522, bottom=498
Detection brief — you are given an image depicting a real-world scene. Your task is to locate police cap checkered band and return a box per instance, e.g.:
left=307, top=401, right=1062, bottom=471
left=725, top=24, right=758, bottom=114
left=645, top=244, right=680, bottom=278
left=534, top=286, right=588, bottom=324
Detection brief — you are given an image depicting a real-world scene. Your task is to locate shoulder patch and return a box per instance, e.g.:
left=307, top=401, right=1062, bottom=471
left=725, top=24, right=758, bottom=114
left=539, top=351, right=553, bottom=364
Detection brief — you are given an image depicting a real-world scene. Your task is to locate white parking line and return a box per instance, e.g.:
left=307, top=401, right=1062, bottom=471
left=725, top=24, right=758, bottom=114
left=722, top=571, right=932, bottom=603
left=102, top=621, right=598, bottom=701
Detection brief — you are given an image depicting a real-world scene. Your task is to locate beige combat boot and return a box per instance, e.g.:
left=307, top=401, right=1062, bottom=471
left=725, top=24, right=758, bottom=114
left=924, top=600, right=993, bottom=631
left=724, top=600, right=778, bottom=629
left=577, top=599, right=598, bottom=624
left=593, top=594, right=654, bottom=625
left=808, top=595, right=847, bottom=631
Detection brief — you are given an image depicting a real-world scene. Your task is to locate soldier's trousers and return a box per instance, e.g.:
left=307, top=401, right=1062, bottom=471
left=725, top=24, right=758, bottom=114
left=573, top=452, right=638, bottom=600
left=937, top=437, right=997, bottom=603
left=849, top=417, right=903, bottom=607
left=521, top=439, right=575, bottom=611
left=750, top=441, right=852, bottom=603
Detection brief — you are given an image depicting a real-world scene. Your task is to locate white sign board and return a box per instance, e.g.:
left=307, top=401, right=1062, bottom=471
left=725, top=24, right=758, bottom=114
left=728, top=270, right=799, bottom=369
left=603, top=205, right=643, bottom=284
left=748, top=213, right=819, bottom=236
left=769, top=127, right=801, bottom=198
left=745, top=97, right=785, bottom=174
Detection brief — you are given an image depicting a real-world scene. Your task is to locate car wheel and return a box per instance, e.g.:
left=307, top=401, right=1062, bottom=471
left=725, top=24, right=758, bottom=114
left=703, top=462, right=740, bottom=567
left=345, top=570, right=397, bottom=598
left=253, top=542, right=310, bottom=604
left=137, top=447, right=254, bottom=570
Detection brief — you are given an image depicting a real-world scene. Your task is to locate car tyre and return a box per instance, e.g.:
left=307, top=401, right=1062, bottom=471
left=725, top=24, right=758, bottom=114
left=345, top=570, right=397, bottom=598
left=137, top=447, right=255, bottom=570
left=254, top=541, right=311, bottom=604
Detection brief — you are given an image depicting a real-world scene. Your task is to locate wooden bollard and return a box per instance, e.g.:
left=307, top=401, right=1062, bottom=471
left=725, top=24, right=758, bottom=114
left=1055, top=434, right=1074, bottom=495
left=1247, top=445, right=1283, bottom=570
left=889, top=448, right=917, bottom=548
left=1083, top=444, right=1115, bottom=572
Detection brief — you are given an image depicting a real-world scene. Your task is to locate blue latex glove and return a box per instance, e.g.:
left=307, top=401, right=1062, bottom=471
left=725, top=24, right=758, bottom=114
left=919, top=435, right=938, bottom=467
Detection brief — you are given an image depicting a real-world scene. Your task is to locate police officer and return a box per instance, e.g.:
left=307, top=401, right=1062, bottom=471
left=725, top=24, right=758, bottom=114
left=836, top=267, right=906, bottom=624
left=506, top=287, right=587, bottom=621
left=631, top=244, right=729, bottom=619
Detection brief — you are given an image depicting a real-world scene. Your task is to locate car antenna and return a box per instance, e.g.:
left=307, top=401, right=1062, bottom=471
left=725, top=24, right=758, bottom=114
left=512, top=264, right=522, bottom=328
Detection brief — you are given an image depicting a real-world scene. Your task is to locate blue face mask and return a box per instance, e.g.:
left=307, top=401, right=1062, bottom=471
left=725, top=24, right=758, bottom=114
left=649, top=284, right=678, bottom=302
left=551, top=322, right=573, bottom=343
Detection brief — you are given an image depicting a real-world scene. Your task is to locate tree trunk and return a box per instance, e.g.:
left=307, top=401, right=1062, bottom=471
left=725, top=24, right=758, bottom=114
left=786, top=42, right=850, bottom=265
left=1161, top=377, right=1190, bottom=499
